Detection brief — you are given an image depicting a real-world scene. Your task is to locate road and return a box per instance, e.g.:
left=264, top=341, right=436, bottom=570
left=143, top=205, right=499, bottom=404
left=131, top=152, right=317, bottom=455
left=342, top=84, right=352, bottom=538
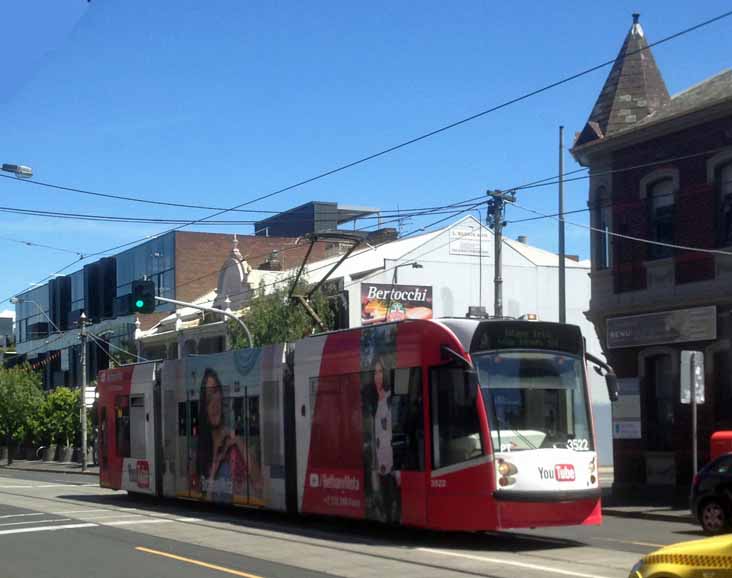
left=0, top=469, right=703, bottom=578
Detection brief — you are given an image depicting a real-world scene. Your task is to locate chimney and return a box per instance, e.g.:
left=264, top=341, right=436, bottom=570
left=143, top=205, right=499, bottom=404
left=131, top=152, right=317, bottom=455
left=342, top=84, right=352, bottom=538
left=517, top=235, right=528, bottom=244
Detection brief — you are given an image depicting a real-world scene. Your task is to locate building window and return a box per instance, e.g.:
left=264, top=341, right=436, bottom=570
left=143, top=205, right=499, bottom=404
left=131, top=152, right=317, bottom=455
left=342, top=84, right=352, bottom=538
left=594, top=191, right=612, bottom=270
left=717, top=162, right=732, bottom=246
left=647, top=178, right=675, bottom=260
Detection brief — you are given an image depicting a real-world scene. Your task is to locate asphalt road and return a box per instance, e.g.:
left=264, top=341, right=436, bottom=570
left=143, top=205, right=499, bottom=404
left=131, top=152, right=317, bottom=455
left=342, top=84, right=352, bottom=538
left=0, top=469, right=703, bottom=578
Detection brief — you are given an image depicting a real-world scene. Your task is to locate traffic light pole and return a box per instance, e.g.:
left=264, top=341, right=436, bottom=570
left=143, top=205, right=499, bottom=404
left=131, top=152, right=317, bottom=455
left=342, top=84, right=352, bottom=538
left=154, top=296, right=253, bottom=348
left=79, top=312, right=88, bottom=473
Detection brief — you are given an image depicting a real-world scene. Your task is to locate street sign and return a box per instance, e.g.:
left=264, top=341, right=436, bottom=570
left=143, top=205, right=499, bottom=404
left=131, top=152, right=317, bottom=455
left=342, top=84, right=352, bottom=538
left=680, top=350, right=705, bottom=404
left=84, top=386, right=97, bottom=409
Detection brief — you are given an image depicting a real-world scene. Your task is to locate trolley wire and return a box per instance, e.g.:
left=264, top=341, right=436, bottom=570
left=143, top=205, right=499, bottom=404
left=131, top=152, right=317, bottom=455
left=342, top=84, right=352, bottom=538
left=4, top=8, right=729, bottom=305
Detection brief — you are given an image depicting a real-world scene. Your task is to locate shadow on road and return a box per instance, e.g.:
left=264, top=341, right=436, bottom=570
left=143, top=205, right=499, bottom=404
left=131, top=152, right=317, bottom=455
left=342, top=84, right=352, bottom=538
left=57, top=492, right=584, bottom=553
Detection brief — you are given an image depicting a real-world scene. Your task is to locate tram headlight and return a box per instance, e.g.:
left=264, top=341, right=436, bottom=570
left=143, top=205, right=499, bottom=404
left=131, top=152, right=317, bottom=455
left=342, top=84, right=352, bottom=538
left=497, top=461, right=518, bottom=477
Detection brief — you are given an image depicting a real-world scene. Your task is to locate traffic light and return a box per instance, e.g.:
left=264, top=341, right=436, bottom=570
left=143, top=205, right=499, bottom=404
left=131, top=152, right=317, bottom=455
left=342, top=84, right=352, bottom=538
left=131, top=279, right=156, bottom=314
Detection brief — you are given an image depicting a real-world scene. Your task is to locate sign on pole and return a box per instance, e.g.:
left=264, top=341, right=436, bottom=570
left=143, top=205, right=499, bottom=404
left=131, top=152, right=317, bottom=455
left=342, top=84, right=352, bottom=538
left=681, top=350, right=704, bottom=475
left=680, top=350, right=705, bottom=404
left=84, top=386, right=97, bottom=409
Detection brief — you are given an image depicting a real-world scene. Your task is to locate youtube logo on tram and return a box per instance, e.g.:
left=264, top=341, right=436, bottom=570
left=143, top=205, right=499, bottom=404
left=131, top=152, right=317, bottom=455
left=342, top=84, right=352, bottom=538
left=554, top=464, right=576, bottom=482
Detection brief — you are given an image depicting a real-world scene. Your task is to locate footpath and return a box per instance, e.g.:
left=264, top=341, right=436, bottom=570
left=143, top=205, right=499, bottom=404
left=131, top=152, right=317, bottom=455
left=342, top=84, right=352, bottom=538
left=0, top=461, right=695, bottom=524
left=0, top=459, right=99, bottom=477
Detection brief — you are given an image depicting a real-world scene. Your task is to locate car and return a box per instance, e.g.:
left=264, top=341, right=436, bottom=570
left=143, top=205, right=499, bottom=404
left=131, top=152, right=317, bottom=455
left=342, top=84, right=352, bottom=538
left=690, top=452, right=732, bottom=534
left=628, top=535, right=732, bottom=578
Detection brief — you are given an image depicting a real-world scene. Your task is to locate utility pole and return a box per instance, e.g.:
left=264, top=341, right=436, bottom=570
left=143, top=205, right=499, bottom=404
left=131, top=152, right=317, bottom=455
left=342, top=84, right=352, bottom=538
left=558, top=125, right=566, bottom=323
left=79, top=312, right=88, bottom=473
left=691, top=352, right=698, bottom=476
left=486, top=189, right=515, bottom=318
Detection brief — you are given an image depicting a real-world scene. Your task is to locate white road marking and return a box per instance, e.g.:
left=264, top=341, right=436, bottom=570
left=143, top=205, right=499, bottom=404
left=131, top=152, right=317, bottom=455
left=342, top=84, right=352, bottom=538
left=0, top=523, right=97, bottom=536
left=0, top=518, right=71, bottom=527
left=72, top=514, right=146, bottom=520
left=50, top=509, right=110, bottom=515
left=175, top=517, right=202, bottom=522
left=0, top=513, right=46, bottom=519
left=103, top=519, right=172, bottom=526
left=418, top=548, right=614, bottom=578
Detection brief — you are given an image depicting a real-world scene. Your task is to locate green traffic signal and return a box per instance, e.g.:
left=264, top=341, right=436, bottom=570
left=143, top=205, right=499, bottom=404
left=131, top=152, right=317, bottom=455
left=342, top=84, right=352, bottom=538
left=131, top=279, right=156, bottom=314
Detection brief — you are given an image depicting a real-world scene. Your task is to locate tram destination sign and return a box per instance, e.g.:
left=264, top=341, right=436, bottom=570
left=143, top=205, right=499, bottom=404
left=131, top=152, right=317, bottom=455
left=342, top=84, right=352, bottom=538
left=471, top=322, right=582, bottom=355
left=606, top=306, right=716, bottom=349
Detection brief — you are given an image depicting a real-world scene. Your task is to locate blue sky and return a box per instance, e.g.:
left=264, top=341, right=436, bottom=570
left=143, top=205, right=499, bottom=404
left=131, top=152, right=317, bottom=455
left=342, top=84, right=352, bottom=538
left=1, top=0, right=731, bottom=313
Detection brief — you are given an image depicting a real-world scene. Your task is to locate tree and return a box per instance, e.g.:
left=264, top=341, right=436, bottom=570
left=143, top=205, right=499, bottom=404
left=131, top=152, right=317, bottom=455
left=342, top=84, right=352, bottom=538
left=0, top=365, right=43, bottom=453
left=230, top=278, right=336, bottom=348
left=42, top=387, right=81, bottom=448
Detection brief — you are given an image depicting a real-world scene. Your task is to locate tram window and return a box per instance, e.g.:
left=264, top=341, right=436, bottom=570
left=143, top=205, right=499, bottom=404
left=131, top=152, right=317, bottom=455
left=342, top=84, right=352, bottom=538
left=248, top=396, right=260, bottom=437
left=190, top=401, right=199, bottom=437
left=99, top=406, right=107, bottom=466
left=178, top=402, right=186, bottom=436
left=129, top=396, right=146, bottom=459
left=233, top=397, right=244, bottom=437
left=115, top=396, right=131, bottom=459
left=392, top=368, right=423, bottom=471
left=431, top=367, right=482, bottom=469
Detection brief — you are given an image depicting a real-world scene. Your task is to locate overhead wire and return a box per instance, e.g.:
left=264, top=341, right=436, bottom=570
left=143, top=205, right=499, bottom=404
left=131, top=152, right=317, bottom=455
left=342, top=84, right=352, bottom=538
left=5, top=8, right=729, bottom=305
left=508, top=200, right=732, bottom=256
left=4, top=9, right=731, bottom=309
left=0, top=234, right=84, bottom=257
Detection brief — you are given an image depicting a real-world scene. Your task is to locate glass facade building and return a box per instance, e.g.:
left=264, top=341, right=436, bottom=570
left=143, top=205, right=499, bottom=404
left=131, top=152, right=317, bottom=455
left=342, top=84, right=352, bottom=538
left=14, top=232, right=176, bottom=345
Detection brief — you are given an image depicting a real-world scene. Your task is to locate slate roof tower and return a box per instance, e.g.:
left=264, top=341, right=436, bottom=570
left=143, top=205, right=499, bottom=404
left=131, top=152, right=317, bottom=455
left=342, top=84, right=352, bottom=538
left=575, top=14, right=670, bottom=146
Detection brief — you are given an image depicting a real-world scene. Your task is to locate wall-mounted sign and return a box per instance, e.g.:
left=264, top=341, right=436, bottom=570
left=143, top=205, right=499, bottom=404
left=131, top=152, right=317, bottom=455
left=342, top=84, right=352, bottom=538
left=607, top=306, right=716, bottom=349
left=449, top=225, right=492, bottom=257
left=360, top=283, right=432, bottom=325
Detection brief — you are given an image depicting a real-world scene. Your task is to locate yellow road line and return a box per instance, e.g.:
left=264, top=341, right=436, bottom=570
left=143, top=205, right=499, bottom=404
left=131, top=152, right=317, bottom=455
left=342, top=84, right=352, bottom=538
left=135, top=546, right=263, bottom=578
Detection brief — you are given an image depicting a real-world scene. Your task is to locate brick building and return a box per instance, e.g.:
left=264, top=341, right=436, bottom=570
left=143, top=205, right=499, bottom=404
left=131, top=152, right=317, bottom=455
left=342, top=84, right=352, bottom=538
left=12, top=231, right=327, bottom=389
left=572, top=14, right=732, bottom=491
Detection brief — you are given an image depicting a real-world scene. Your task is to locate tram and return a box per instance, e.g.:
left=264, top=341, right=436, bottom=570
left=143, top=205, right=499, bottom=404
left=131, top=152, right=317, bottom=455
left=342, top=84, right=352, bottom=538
left=98, top=318, right=616, bottom=531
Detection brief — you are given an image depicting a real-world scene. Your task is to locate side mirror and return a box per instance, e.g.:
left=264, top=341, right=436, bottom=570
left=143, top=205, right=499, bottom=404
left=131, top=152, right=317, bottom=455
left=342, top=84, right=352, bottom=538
left=605, top=372, right=619, bottom=402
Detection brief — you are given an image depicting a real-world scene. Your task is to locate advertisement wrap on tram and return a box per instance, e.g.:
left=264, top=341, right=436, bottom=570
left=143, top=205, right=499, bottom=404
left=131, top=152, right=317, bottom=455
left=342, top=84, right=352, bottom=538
left=98, top=317, right=615, bottom=532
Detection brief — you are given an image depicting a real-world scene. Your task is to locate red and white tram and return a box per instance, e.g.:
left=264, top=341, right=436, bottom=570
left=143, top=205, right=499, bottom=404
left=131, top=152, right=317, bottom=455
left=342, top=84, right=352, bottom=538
left=98, top=318, right=613, bottom=531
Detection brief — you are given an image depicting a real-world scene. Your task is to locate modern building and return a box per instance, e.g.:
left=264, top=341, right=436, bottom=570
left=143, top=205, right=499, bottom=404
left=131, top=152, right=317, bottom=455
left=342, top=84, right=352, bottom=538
left=254, top=201, right=380, bottom=237
left=140, top=215, right=615, bottom=469
left=572, top=14, right=732, bottom=491
left=11, top=231, right=327, bottom=388
left=0, top=316, right=12, bottom=349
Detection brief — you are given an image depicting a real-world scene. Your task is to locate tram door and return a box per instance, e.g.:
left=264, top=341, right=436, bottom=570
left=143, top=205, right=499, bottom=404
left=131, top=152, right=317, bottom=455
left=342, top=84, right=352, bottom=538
left=118, top=363, right=160, bottom=496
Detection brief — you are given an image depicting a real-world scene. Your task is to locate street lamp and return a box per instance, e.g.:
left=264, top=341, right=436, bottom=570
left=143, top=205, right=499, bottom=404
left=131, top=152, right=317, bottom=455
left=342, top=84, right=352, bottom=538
left=392, top=261, right=423, bottom=285
left=384, top=262, right=423, bottom=318
left=1, top=163, right=33, bottom=179
left=10, top=296, right=62, bottom=335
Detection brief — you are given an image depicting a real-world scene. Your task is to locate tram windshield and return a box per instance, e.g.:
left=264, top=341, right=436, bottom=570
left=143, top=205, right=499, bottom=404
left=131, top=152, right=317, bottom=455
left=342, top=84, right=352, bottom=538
left=474, top=351, right=593, bottom=452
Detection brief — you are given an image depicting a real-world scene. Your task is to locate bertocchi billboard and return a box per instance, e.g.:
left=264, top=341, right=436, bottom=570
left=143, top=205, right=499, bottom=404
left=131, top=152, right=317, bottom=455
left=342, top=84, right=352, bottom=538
left=360, top=283, right=433, bottom=325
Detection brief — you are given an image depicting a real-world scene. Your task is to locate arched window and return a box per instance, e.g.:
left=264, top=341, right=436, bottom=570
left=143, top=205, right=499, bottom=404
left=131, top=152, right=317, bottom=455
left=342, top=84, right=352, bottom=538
left=718, top=162, right=732, bottom=246
left=647, top=177, right=675, bottom=259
